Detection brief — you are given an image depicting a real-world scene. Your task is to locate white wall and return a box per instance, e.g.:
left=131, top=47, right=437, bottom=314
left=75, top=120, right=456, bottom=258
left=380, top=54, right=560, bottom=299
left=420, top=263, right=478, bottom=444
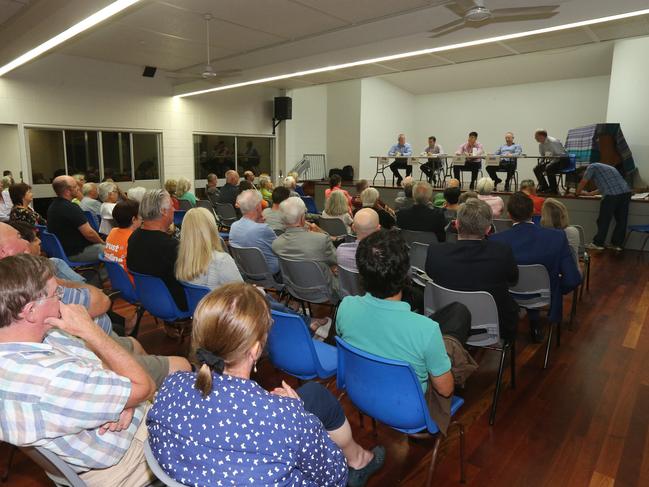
left=326, top=80, right=362, bottom=175
left=0, top=125, right=20, bottom=179
left=607, top=37, right=649, bottom=185
left=0, top=53, right=279, bottom=195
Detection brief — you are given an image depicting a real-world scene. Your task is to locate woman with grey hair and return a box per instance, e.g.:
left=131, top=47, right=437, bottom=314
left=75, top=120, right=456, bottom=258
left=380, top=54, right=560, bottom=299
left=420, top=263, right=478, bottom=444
left=476, top=177, right=504, bottom=217
left=98, top=181, right=118, bottom=234
left=359, top=187, right=395, bottom=229
left=321, top=190, right=353, bottom=233
left=0, top=176, right=13, bottom=222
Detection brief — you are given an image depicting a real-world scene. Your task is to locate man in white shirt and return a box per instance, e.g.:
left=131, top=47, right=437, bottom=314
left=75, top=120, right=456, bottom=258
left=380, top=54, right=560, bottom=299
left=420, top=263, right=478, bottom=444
left=532, top=129, right=569, bottom=194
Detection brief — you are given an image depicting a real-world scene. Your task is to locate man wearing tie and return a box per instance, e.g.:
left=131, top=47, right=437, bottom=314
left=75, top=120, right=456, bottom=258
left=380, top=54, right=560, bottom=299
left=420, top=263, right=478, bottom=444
left=420, top=136, right=445, bottom=185
left=454, top=131, right=484, bottom=190
left=388, top=133, right=413, bottom=186
left=487, top=132, right=523, bottom=192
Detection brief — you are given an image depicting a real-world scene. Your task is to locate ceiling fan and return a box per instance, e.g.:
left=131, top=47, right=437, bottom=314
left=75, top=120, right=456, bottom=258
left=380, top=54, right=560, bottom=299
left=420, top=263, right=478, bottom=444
left=429, top=0, right=560, bottom=38
left=165, top=13, right=241, bottom=82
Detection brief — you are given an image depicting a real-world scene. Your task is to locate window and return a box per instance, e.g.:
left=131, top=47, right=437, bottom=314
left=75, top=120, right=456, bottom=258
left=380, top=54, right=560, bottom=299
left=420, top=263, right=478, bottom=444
left=193, top=134, right=273, bottom=182
left=133, top=133, right=160, bottom=180
left=27, top=128, right=65, bottom=184
left=237, top=136, right=272, bottom=177
left=102, top=132, right=131, bottom=182
left=65, top=130, right=100, bottom=182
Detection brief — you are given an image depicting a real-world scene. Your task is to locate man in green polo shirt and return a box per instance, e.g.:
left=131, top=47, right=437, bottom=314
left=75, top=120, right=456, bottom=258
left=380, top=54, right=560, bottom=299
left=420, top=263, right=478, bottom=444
left=335, top=230, right=453, bottom=396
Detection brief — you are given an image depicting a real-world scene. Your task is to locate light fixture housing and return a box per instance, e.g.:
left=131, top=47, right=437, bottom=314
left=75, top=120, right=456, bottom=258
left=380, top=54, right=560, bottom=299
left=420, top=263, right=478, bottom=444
left=465, top=7, right=492, bottom=22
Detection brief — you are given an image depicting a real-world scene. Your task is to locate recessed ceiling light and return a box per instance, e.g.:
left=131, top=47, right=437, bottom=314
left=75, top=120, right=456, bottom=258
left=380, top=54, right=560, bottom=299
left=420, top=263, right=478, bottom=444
left=175, top=8, right=649, bottom=98
left=0, top=0, right=141, bottom=77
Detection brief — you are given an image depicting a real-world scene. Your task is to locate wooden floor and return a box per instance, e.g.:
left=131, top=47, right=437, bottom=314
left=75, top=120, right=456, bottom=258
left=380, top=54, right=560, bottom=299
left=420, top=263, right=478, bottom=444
left=3, top=250, right=649, bottom=486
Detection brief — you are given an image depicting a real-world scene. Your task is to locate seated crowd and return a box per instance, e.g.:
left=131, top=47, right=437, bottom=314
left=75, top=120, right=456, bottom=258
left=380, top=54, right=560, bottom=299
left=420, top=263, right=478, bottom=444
left=0, top=168, right=587, bottom=486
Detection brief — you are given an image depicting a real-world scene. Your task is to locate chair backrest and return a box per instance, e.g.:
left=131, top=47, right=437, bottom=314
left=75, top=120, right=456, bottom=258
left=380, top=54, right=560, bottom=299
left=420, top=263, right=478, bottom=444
left=180, top=281, right=211, bottom=315
left=400, top=229, right=438, bottom=246
left=301, top=196, right=319, bottom=214
left=143, top=441, right=187, bottom=487
left=424, top=281, right=500, bottom=347
left=278, top=257, right=335, bottom=304
left=173, top=210, right=186, bottom=227
left=178, top=199, right=193, bottom=211
left=338, top=266, right=362, bottom=298
left=409, top=242, right=429, bottom=271
left=229, top=245, right=284, bottom=291
left=493, top=219, right=513, bottom=233
left=335, top=337, right=435, bottom=434
left=98, top=253, right=138, bottom=303
left=215, top=203, right=237, bottom=221
left=131, top=272, right=190, bottom=322
left=20, top=446, right=86, bottom=487
left=39, top=230, right=67, bottom=260
left=572, top=224, right=587, bottom=256
left=196, top=199, right=213, bottom=211
left=509, top=264, right=551, bottom=309
left=268, top=310, right=328, bottom=380
left=317, top=217, right=348, bottom=237
left=83, top=211, right=100, bottom=233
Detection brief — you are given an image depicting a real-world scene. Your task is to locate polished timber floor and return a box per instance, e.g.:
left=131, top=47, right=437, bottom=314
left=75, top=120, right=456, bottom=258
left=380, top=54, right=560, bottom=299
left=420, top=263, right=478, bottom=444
left=3, top=250, right=649, bottom=487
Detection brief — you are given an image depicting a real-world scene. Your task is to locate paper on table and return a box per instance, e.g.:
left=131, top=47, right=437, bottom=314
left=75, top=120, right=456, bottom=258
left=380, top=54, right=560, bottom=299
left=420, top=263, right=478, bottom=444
left=631, top=192, right=649, bottom=200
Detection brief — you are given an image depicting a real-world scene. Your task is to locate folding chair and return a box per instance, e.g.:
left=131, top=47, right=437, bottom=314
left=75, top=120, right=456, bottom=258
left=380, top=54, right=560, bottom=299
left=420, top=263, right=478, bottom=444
left=40, top=231, right=100, bottom=278
left=267, top=310, right=337, bottom=380
left=317, top=217, right=348, bottom=237
left=338, top=265, right=362, bottom=298
left=214, top=203, right=238, bottom=229
left=180, top=281, right=211, bottom=315
left=143, top=441, right=186, bottom=487
left=409, top=242, right=429, bottom=271
left=173, top=210, right=186, bottom=227
left=229, top=245, right=285, bottom=293
left=278, top=257, right=339, bottom=318
left=178, top=199, right=193, bottom=211
left=424, top=281, right=513, bottom=425
left=83, top=211, right=100, bottom=233
left=98, top=254, right=144, bottom=337
left=336, top=337, right=465, bottom=486
left=572, top=225, right=590, bottom=298
left=19, top=446, right=86, bottom=487
left=400, top=229, right=438, bottom=246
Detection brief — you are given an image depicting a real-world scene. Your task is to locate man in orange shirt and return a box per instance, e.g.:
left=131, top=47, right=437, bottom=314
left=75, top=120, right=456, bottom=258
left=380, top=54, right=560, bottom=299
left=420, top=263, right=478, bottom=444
left=104, top=199, right=141, bottom=283
left=520, top=179, right=545, bottom=216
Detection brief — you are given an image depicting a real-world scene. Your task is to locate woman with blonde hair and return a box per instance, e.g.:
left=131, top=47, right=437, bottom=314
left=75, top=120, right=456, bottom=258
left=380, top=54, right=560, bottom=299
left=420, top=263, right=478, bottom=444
left=321, top=190, right=353, bottom=233
left=258, top=174, right=273, bottom=204
left=163, top=178, right=180, bottom=210
left=175, top=207, right=241, bottom=288
left=541, top=198, right=580, bottom=265
left=176, top=176, right=196, bottom=207
left=147, top=283, right=384, bottom=487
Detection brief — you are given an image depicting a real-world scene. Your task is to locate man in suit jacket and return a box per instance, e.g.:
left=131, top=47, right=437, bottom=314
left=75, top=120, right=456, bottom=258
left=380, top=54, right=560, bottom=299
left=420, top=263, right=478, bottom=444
left=425, top=199, right=519, bottom=341
left=490, top=192, right=581, bottom=342
left=272, top=196, right=340, bottom=299
left=396, top=182, right=446, bottom=242
left=217, top=170, right=240, bottom=206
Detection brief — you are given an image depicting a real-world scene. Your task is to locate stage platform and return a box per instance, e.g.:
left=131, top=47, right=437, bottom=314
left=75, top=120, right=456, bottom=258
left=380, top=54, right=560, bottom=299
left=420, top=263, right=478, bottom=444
left=309, top=180, right=649, bottom=251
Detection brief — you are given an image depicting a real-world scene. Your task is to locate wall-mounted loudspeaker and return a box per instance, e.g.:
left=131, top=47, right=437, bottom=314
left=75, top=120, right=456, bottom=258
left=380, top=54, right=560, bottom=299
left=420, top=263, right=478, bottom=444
left=274, top=97, right=292, bottom=120
left=142, top=66, right=157, bottom=78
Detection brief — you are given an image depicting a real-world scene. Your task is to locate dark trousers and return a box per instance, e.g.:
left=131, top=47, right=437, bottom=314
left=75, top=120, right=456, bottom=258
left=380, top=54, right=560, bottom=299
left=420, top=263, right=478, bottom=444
left=453, top=159, right=481, bottom=188
left=421, top=158, right=443, bottom=184
left=429, top=302, right=472, bottom=345
left=533, top=156, right=569, bottom=193
left=389, top=157, right=411, bottom=183
left=486, top=160, right=516, bottom=189
left=594, top=192, right=632, bottom=246
left=297, top=382, right=346, bottom=431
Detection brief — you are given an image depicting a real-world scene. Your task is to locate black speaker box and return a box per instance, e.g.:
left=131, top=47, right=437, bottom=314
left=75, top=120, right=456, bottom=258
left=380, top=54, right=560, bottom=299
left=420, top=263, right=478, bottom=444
left=142, top=66, right=157, bottom=78
left=274, top=96, right=292, bottom=120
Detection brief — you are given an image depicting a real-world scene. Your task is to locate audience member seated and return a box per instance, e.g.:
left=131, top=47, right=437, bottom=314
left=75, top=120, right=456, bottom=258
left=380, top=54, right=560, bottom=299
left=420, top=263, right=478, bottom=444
left=289, top=171, right=305, bottom=196
left=520, top=179, right=545, bottom=216
left=229, top=189, right=280, bottom=275
left=176, top=177, right=196, bottom=207
left=164, top=179, right=180, bottom=210
left=98, top=181, right=119, bottom=235
left=263, top=186, right=290, bottom=232
left=476, top=177, right=505, bottom=218
left=396, top=182, right=446, bottom=242
left=358, top=187, right=395, bottom=230
left=205, top=173, right=220, bottom=207
left=491, top=192, right=581, bottom=342
left=325, top=174, right=352, bottom=209
left=0, top=175, right=13, bottom=222
left=9, top=182, right=46, bottom=226
left=218, top=170, right=240, bottom=206
left=0, top=254, right=157, bottom=485
left=351, top=179, right=369, bottom=211
left=433, top=178, right=461, bottom=208
left=259, top=175, right=274, bottom=205
left=336, top=208, right=381, bottom=271
left=541, top=198, right=580, bottom=266
left=393, top=176, right=415, bottom=211
left=80, top=182, right=102, bottom=215
left=283, top=175, right=301, bottom=198
left=126, top=186, right=146, bottom=203
left=425, top=199, right=519, bottom=341
left=147, top=283, right=384, bottom=486
left=71, top=174, right=85, bottom=205
left=272, top=197, right=340, bottom=299
left=239, top=180, right=269, bottom=209
left=127, top=189, right=188, bottom=310
left=336, top=230, right=454, bottom=398
left=104, top=199, right=141, bottom=283
left=242, top=170, right=255, bottom=184
left=443, top=186, right=461, bottom=221
left=458, top=190, right=478, bottom=203
left=47, top=175, right=105, bottom=262
left=322, top=190, right=353, bottom=233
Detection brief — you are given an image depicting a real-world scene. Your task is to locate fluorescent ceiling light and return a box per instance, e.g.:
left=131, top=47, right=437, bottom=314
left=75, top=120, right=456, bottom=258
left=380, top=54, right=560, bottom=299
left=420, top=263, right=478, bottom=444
left=0, top=0, right=141, bottom=77
left=176, top=7, right=649, bottom=98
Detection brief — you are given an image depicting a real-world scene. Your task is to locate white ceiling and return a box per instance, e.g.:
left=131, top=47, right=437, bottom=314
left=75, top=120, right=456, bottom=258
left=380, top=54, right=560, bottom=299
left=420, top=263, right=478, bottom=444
left=0, top=0, right=648, bottom=95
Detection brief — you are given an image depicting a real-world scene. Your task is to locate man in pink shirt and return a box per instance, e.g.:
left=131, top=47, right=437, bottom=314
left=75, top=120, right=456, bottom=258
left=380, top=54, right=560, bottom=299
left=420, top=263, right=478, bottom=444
left=453, top=131, right=484, bottom=190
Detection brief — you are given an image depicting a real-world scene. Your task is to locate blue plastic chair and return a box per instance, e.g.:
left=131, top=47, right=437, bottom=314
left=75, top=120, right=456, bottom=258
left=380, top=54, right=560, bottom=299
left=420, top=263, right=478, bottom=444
left=131, top=272, right=192, bottom=323
left=267, top=310, right=337, bottom=380
left=98, top=253, right=144, bottom=337
left=180, top=281, right=211, bottom=315
left=173, top=210, right=187, bottom=227
left=625, top=224, right=649, bottom=253
left=301, top=196, right=319, bottom=214
left=559, top=153, right=577, bottom=191
left=40, top=230, right=100, bottom=269
left=336, top=337, right=465, bottom=486
left=83, top=211, right=100, bottom=233
left=336, top=337, right=465, bottom=485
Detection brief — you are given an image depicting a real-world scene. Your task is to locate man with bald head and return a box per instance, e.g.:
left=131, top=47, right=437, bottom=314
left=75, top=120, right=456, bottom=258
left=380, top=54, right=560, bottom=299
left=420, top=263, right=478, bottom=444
left=336, top=208, right=381, bottom=271
left=47, top=175, right=104, bottom=262
left=218, top=169, right=241, bottom=206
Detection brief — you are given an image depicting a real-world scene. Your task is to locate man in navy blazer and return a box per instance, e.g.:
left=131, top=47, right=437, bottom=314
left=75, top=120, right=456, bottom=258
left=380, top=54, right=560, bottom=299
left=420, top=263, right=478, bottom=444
left=490, top=192, right=581, bottom=342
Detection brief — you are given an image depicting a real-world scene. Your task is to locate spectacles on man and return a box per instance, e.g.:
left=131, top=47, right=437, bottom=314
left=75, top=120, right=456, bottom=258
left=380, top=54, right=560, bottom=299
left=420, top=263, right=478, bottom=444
left=34, top=285, right=65, bottom=305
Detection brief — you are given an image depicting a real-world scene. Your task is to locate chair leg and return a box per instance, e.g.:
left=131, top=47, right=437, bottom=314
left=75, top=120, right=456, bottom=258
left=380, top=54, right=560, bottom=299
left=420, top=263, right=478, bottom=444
left=489, top=346, right=508, bottom=425
left=509, top=341, right=516, bottom=390
left=425, top=435, right=443, bottom=487
left=569, top=290, right=577, bottom=328
left=543, top=322, right=555, bottom=369
left=129, top=306, right=145, bottom=338
left=556, top=320, right=561, bottom=348
left=0, top=445, right=17, bottom=482
left=585, top=261, right=590, bottom=292
left=453, top=421, right=466, bottom=484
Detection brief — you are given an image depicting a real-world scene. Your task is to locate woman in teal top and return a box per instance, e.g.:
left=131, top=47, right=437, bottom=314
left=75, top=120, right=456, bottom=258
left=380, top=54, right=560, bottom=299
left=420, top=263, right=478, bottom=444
left=176, top=177, right=196, bottom=206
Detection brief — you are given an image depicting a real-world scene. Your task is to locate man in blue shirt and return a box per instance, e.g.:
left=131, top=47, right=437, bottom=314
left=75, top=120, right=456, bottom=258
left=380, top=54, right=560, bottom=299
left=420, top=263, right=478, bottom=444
left=487, top=132, right=523, bottom=192
left=575, top=163, right=632, bottom=251
left=229, top=189, right=279, bottom=274
left=388, top=133, right=413, bottom=186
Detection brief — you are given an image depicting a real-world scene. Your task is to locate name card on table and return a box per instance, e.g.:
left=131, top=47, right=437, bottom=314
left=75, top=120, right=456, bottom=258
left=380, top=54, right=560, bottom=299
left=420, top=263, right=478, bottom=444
left=485, top=154, right=501, bottom=166
left=378, top=157, right=389, bottom=165
left=452, top=155, right=466, bottom=165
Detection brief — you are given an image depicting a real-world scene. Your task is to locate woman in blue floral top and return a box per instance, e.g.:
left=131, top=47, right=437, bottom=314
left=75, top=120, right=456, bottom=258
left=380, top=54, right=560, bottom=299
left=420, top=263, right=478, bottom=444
left=147, top=283, right=384, bottom=487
